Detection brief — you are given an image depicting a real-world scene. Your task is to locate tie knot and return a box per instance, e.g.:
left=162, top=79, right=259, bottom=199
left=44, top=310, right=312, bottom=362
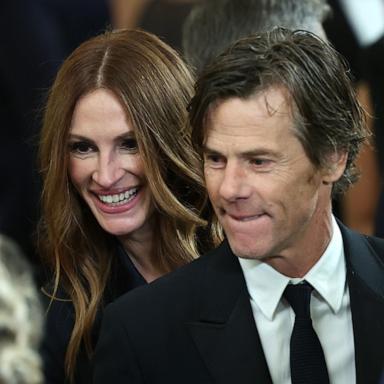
left=283, top=282, right=313, bottom=318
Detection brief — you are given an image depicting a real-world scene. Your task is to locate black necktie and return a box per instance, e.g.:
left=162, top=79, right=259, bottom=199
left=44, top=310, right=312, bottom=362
left=283, top=282, right=330, bottom=384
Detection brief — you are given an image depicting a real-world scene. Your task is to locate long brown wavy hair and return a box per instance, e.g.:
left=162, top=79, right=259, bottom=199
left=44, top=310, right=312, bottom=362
left=38, top=29, right=208, bottom=381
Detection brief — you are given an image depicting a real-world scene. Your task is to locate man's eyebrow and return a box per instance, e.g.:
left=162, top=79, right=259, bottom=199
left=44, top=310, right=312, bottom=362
left=202, top=145, right=221, bottom=154
left=241, top=149, right=276, bottom=157
left=202, top=145, right=278, bottom=158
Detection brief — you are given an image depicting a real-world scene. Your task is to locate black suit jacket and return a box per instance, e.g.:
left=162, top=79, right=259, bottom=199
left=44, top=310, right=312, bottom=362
left=93, top=223, right=384, bottom=383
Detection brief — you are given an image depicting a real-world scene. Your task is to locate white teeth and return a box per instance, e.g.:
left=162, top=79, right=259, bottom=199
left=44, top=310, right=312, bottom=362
left=98, top=188, right=138, bottom=205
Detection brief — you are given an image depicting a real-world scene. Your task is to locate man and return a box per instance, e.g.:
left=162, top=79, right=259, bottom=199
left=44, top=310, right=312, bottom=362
left=182, top=0, right=329, bottom=75
left=93, top=29, right=384, bottom=384
left=182, top=0, right=382, bottom=240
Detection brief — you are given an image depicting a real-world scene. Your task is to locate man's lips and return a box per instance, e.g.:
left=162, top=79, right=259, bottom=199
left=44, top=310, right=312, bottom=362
left=221, top=209, right=267, bottom=222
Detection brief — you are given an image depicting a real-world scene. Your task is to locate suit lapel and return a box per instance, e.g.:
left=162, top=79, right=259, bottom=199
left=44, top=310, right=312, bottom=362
left=187, top=224, right=384, bottom=384
left=187, top=241, right=272, bottom=384
left=340, top=223, right=384, bottom=384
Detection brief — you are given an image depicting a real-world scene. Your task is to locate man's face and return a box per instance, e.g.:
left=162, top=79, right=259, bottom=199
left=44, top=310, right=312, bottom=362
left=203, top=87, right=343, bottom=265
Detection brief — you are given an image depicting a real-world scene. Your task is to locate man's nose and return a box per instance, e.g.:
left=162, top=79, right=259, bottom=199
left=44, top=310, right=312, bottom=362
left=218, top=162, right=251, bottom=202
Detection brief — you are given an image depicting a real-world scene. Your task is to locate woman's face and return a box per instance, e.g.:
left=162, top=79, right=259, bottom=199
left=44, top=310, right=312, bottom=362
left=68, top=89, right=154, bottom=241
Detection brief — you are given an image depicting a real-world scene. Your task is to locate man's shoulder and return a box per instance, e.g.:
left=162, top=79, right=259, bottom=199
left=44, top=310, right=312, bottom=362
left=340, top=222, right=384, bottom=298
left=339, top=221, right=384, bottom=258
left=365, top=234, right=384, bottom=253
left=106, top=242, right=228, bottom=319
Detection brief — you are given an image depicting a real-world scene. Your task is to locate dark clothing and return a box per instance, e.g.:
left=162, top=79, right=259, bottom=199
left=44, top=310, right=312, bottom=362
left=41, top=242, right=146, bottom=384
left=94, top=222, right=384, bottom=384
left=376, top=190, right=384, bottom=238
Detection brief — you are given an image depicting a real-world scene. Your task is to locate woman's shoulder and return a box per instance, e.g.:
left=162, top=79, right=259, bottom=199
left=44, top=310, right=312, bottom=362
left=40, top=282, right=73, bottom=310
left=41, top=282, right=71, bottom=301
left=40, top=283, right=75, bottom=342
left=40, top=284, right=75, bottom=383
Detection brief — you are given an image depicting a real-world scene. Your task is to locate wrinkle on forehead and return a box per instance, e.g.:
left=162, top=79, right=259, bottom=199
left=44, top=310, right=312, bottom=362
left=204, top=86, right=295, bottom=137
left=206, top=86, right=293, bottom=127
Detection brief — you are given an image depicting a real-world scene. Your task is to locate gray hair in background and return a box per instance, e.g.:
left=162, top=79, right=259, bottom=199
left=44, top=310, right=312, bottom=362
left=182, top=0, right=331, bottom=74
left=0, top=235, right=43, bottom=384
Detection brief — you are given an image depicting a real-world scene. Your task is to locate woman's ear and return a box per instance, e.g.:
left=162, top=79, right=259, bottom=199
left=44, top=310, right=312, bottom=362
left=322, top=151, right=348, bottom=184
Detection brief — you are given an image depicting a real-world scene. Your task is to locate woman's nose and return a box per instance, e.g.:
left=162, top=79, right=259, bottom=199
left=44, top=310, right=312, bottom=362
left=92, top=153, right=124, bottom=188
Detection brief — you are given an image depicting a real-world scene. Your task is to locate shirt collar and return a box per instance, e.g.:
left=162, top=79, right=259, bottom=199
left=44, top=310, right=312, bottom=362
left=305, top=216, right=346, bottom=313
left=239, top=215, right=346, bottom=320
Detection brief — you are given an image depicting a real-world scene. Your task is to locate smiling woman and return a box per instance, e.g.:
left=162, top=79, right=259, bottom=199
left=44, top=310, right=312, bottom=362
left=68, top=89, right=153, bottom=243
left=38, top=29, right=214, bottom=383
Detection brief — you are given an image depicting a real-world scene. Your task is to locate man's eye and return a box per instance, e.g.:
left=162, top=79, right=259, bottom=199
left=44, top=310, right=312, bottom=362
left=68, top=141, right=94, bottom=154
left=120, top=138, right=138, bottom=152
left=251, top=158, right=272, bottom=167
left=204, top=153, right=226, bottom=167
left=205, top=154, right=221, bottom=163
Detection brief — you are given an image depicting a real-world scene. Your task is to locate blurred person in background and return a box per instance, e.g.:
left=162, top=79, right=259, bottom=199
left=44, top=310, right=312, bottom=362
left=110, top=0, right=200, bottom=51
left=182, top=0, right=329, bottom=75
left=0, top=234, right=43, bottom=384
left=38, top=28, right=213, bottom=383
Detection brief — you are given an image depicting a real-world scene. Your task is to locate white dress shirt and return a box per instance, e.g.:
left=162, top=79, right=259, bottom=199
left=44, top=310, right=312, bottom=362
left=239, top=216, right=356, bottom=384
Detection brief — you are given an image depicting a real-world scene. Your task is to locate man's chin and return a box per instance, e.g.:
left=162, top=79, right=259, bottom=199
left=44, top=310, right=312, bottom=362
left=227, top=239, right=265, bottom=260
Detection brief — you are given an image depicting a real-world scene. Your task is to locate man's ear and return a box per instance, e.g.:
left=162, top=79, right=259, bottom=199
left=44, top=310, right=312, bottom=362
left=321, top=151, right=348, bottom=184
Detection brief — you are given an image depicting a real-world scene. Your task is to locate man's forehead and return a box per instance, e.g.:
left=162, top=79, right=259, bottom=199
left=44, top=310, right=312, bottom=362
left=204, top=86, right=294, bottom=129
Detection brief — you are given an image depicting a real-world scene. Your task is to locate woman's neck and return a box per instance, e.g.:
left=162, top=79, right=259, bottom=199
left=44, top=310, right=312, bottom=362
left=118, top=222, right=164, bottom=283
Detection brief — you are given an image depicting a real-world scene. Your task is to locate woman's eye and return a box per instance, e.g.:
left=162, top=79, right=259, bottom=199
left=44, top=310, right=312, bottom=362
left=120, top=138, right=138, bottom=152
left=68, top=141, right=94, bottom=154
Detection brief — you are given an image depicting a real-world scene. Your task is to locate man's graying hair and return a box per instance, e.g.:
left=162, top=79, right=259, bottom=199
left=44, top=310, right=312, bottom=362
left=189, top=28, right=367, bottom=196
left=182, top=0, right=330, bottom=74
